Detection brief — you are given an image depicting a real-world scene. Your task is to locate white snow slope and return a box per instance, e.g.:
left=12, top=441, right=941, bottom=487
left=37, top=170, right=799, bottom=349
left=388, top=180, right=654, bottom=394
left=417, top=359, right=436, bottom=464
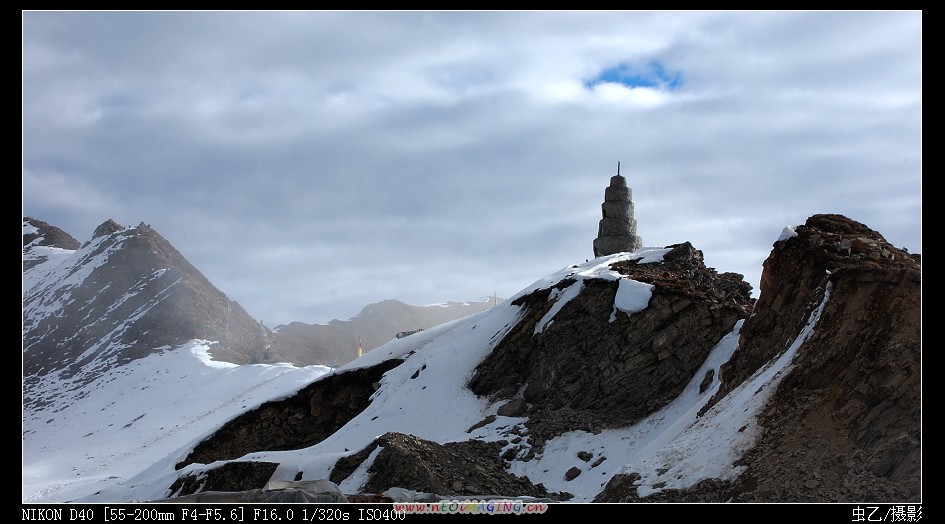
left=23, top=247, right=829, bottom=503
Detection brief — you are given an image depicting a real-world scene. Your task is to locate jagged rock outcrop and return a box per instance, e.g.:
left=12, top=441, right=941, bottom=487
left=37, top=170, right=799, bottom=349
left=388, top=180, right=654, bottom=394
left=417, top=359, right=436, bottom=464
left=91, top=218, right=124, bottom=239
left=170, top=432, right=558, bottom=501
left=329, top=432, right=556, bottom=499
left=168, top=462, right=280, bottom=498
left=23, top=216, right=81, bottom=250
left=22, top=217, right=81, bottom=271
left=596, top=214, right=921, bottom=502
left=175, top=360, right=403, bottom=470
left=469, top=242, right=752, bottom=440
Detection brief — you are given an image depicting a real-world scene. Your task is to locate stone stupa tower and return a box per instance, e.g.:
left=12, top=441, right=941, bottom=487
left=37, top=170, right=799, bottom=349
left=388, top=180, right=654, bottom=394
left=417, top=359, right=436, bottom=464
left=593, top=162, right=643, bottom=257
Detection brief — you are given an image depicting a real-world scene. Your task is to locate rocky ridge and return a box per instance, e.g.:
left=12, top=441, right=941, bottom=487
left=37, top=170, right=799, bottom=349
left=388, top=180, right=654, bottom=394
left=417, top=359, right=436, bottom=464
left=595, top=214, right=921, bottom=502
left=22, top=217, right=81, bottom=271
left=162, top=215, right=919, bottom=502
left=469, top=241, right=752, bottom=443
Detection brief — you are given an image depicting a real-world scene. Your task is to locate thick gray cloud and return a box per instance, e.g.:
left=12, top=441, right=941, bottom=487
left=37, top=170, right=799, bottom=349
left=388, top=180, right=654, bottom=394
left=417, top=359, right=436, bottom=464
left=23, top=11, right=922, bottom=326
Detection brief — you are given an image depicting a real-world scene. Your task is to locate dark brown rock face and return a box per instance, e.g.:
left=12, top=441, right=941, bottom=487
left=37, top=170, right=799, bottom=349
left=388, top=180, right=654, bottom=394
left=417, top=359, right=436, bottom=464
left=91, top=218, right=124, bottom=239
left=168, top=462, right=280, bottom=498
left=23, top=216, right=81, bottom=250
left=175, top=360, right=402, bottom=470
left=712, top=214, right=919, bottom=407
left=596, top=214, right=921, bottom=502
left=22, top=216, right=81, bottom=270
left=329, top=432, right=553, bottom=499
left=468, top=242, right=753, bottom=439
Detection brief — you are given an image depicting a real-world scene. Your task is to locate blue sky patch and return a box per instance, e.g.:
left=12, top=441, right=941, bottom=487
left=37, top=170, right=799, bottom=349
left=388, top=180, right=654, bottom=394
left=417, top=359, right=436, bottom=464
left=585, top=62, right=682, bottom=90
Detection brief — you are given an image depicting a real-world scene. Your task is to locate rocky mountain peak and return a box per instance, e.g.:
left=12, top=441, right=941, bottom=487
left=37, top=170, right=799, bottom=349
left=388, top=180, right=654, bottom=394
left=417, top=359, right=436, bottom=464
left=612, top=241, right=753, bottom=310
left=468, top=242, right=753, bottom=442
left=23, top=216, right=81, bottom=250
left=23, top=217, right=82, bottom=272
left=91, top=218, right=125, bottom=239
left=598, top=213, right=921, bottom=502
left=710, top=213, right=918, bottom=406
left=22, top=219, right=275, bottom=410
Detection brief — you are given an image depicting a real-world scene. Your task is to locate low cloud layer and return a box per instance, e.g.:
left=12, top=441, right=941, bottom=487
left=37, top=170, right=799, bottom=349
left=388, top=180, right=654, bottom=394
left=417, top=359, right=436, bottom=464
left=23, top=11, right=922, bottom=325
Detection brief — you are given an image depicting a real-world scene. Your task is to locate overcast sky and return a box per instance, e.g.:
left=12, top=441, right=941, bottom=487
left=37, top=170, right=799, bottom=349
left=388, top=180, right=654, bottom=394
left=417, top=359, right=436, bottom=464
left=22, top=11, right=922, bottom=326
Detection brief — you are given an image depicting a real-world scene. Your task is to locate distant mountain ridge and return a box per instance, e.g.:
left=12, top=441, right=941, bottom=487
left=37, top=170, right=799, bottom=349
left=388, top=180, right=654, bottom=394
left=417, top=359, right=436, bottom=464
left=22, top=217, right=499, bottom=384
left=272, top=298, right=499, bottom=366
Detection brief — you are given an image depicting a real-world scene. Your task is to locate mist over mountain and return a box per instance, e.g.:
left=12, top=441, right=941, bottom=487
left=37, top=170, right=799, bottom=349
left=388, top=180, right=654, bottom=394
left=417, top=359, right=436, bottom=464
left=22, top=214, right=920, bottom=504
left=22, top=217, right=497, bottom=379
left=270, top=298, right=499, bottom=367
left=23, top=218, right=274, bottom=412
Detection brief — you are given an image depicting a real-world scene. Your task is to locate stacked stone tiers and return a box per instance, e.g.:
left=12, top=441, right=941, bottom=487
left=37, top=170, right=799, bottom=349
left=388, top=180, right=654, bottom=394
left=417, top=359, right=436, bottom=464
left=593, top=174, right=642, bottom=257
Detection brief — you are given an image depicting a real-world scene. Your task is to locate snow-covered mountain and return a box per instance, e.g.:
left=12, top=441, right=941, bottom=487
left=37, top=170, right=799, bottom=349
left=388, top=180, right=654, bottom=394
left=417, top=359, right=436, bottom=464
left=23, top=217, right=277, bottom=412
left=22, top=214, right=921, bottom=504
left=22, top=217, right=500, bottom=380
